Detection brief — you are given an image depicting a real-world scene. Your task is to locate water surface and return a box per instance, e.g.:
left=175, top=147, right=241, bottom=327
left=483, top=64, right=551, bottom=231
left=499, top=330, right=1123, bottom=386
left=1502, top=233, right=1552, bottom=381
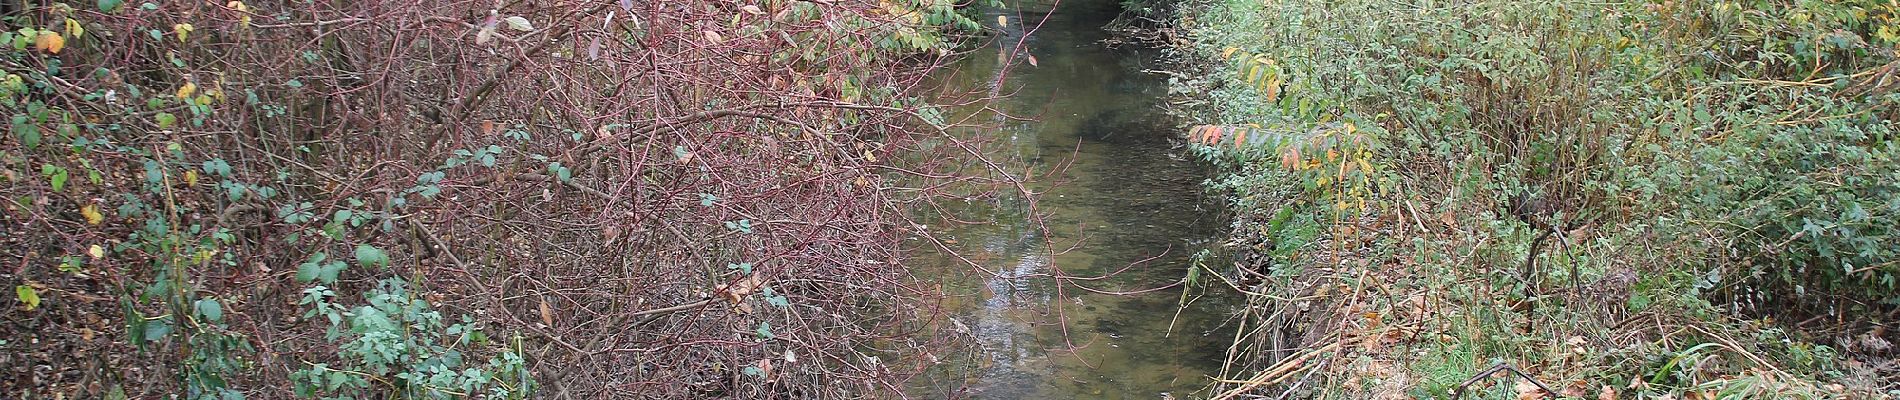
left=914, top=2, right=1231, bottom=398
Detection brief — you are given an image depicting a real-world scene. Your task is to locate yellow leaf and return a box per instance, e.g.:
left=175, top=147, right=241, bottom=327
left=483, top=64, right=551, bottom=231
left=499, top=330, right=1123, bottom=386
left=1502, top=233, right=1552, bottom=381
left=36, top=32, right=65, bottom=54
left=184, top=170, right=199, bottom=187
left=997, top=15, right=1007, bottom=27
left=226, top=0, right=248, bottom=12
left=174, top=23, right=193, bottom=42
left=1221, top=47, right=1240, bottom=59
left=88, top=244, right=105, bottom=259
left=81, top=204, right=103, bottom=225
left=176, top=82, right=197, bottom=99
left=862, top=150, right=878, bottom=163
left=66, top=18, right=85, bottom=39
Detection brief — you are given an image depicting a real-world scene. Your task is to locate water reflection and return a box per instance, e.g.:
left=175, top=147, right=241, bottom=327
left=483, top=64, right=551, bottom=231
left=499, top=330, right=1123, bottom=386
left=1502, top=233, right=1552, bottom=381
left=913, top=1, right=1231, bottom=398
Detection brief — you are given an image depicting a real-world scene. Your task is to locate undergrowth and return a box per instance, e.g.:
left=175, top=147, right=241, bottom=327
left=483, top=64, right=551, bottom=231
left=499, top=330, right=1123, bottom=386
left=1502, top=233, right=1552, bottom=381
left=1167, top=0, right=1897, bottom=398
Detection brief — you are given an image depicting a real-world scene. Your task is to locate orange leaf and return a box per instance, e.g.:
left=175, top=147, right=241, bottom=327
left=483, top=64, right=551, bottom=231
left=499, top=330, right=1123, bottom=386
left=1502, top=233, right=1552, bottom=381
left=538, top=297, right=554, bottom=326
left=1232, top=127, right=1247, bottom=148
left=1280, top=147, right=1301, bottom=171
left=36, top=32, right=65, bottom=54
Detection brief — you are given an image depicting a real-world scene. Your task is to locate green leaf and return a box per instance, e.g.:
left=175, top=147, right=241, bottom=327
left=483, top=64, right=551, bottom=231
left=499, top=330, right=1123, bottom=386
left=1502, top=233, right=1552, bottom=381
left=98, top=0, right=125, bottom=11
left=755, top=321, right=774, bottom=339
left=41, top=164, right=68, bottom=191
left=202, top=158, right=232, bottom=176
left=354, top=244, right=388, bottom=267
left=195, top=298, right=223, bottom=322
left=296, top=252, right=332, bottom=283
left=154, top=112, right=176, bottom=129
left=143, top=316, right=172, bottom=340
left=12, top=114, right=38, bottom=148
left=15, top=285, right=40, bottom=310
left=764, top=286, right=789, bottom=307
left=295, top=262, right=320, bottom=283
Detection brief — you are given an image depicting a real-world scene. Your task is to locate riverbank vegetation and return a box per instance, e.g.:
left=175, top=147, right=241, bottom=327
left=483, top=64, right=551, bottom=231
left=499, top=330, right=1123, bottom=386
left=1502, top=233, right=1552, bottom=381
left=1, top=1, right=1003, bottom=398
left=1167, top=0, right=1896, bottom=398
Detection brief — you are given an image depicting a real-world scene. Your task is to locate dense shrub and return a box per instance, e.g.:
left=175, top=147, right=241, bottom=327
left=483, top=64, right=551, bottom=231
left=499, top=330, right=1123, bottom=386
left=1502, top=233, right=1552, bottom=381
left=1185, top=0, right=1897, bottom=321
left=2, top=0, right=993, bottom=398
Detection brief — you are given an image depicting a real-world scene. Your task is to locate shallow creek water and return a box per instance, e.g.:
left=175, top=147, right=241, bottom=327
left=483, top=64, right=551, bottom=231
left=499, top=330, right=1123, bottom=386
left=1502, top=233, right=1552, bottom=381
left=912, top=1, right=1232, bottom=398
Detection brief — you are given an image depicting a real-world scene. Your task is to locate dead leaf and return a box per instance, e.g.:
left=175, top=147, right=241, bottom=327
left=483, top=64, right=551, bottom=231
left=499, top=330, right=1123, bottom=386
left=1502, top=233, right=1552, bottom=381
left=1514, top=379, right=1548, bottom=400
left=503, top=16, right=533, bottom=32
left=1560, top=383, right=1587, bottom=398
left=1596, top=385, right=1617, bottom=400
left=538, top=297, right=553, bottom=326
left=719, top=272, right=765, bottom=314
left=756, top=358, right=774, bottom=379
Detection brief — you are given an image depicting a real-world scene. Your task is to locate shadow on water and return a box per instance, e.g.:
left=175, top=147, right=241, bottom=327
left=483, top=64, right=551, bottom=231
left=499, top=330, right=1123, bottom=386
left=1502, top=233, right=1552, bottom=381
left=911, top=1, right=1234, bottom=398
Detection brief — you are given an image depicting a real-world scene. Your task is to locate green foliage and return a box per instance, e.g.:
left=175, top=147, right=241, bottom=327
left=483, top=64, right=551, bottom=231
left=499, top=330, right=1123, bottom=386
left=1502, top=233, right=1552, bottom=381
left=292, top=278, right=531, bottom=399
left=1186, top=0, right=1897, bottom=309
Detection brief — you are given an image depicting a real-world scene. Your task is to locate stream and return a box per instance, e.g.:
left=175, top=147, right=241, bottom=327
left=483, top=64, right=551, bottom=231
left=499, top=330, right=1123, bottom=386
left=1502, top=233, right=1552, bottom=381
left=914, top=1, right=1232, bottom=398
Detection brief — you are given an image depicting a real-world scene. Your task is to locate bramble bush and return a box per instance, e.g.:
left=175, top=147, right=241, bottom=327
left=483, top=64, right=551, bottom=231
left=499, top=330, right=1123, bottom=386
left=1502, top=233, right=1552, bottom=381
left=3, top=0, right=999, bottom=398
